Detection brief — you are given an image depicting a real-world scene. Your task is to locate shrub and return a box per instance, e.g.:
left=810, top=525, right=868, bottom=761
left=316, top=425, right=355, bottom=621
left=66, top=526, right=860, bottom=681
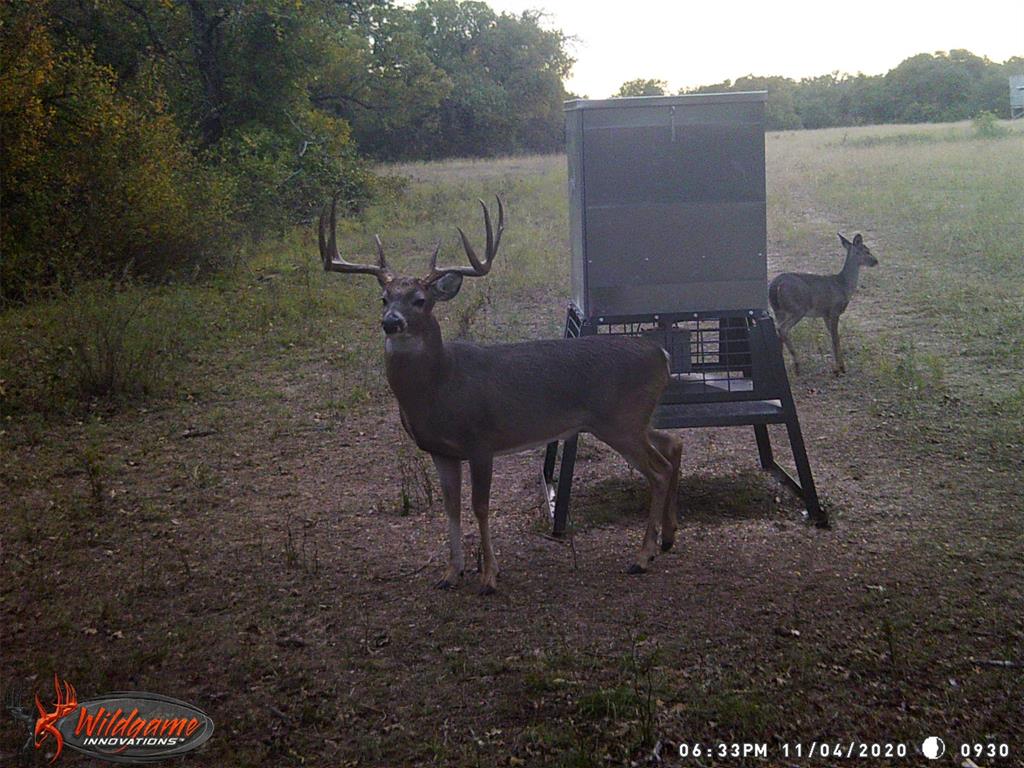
left=0, top=281, right=191, bottom=414
left=215, top=111, right=375, bottom=240
left=972, top=110, right=1008, bottom=138
left=65, top=282, right=184, bottom=400
left=0, top=6, right=235, bottom=304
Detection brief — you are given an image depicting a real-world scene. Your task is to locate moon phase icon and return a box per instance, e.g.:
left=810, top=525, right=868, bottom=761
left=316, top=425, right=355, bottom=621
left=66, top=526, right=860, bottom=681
left=922, top=737, right=945, bottom=760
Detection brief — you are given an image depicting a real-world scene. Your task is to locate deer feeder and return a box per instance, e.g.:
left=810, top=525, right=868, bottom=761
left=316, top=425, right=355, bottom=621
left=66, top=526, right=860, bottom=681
left=545, top=91, right=827, bottom=531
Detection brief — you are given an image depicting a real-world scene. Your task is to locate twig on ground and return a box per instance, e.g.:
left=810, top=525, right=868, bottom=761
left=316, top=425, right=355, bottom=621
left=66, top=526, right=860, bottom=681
left=372, top=555, right=437, bottom=582
left=969, top=658, right=1020, bottom=668
left=180, top=429, right=217, bottom=439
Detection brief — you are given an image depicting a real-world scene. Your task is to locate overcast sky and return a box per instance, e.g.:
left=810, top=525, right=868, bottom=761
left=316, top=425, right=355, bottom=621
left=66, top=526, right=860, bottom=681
left=482, top=0, right=1024, bottom=98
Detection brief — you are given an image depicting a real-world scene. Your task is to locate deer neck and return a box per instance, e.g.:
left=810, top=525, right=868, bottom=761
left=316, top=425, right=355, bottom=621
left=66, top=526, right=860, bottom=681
left=838, top=254, right=862, bottom=296
left=384, top=318, right=447, bottom=406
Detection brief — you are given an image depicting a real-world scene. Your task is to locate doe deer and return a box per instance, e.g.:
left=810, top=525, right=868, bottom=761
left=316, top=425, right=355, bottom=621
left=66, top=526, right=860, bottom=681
left=318, top=197, right=683, bottom=594
left=769, top=233, right=878, bottom=374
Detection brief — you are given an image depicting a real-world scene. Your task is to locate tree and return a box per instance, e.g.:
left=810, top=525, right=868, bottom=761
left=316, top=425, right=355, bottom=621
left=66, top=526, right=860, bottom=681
left=884, top=50, right=1004, bottom=122
left=315, top=7, right=453, bottom=160
left=684, top=75, right=802, bottom=130
left=673, top=49, right=1020, bottom=130
left=0, top=3, right=231, bottom=301
left=615, top=78, right=667, bottom=97
left=24, top=0, right=378, bottom=230
left=1, top=0, right=384, bottom=300
left=406, top=0, right=572, bottom=158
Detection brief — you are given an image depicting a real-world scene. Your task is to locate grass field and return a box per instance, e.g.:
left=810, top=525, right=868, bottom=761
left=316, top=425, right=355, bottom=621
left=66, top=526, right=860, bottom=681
left=2, top=120, right=1022, bottom=766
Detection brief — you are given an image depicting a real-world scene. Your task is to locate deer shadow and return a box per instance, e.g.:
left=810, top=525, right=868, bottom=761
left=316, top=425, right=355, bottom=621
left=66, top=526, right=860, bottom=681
left=571, top=470, right=794, bottom=531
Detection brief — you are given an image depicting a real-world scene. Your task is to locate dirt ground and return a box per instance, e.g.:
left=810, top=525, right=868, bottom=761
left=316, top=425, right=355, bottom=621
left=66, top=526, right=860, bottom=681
left=2, top=179, right=1022, bottom=766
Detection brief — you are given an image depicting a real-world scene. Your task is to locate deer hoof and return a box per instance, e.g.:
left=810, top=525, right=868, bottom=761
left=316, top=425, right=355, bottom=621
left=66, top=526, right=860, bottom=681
left=660, top=538, right=674, bottom=552
left=435, top=571, right=462, bottom=590
left=478, top=584, right=497, bottom=596
left=626, top=563, right=647, bottom=575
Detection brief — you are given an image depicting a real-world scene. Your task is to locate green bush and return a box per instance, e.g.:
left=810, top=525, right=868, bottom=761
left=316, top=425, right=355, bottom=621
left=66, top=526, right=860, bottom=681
left=972, top=111, right=1009, bottom=138
left=215, top=112, right=375, bottom=240
left=65, top=282, right=185, bottom=400
left=0, top=7, right=235, bottom=304
left=0, top=281, right=192, bottom=413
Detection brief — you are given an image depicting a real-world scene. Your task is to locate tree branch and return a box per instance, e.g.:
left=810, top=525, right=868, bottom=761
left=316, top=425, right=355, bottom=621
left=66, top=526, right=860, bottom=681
left=311, top=92, right=376, bottom=111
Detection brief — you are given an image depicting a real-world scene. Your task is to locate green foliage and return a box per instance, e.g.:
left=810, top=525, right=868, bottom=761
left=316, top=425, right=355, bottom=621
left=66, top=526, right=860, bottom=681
left=2, top=0, right=576, bottom=303
left=884, top=50, right=1008, bottom=123
left=278, top=0, right=574, bottom=160
left=0, top=4, right=234, bottom=303
left=615, top=78, right=667, bottom=97
left=972, top=110, right=1009, bottom=138
left=50, top=0, right=380, bottom=225
left=315, top=9, right=454, bottom=160
left=401, top=0, right=572, bottom=158
left=683, top=50, right=1024, bottom=131
left=0, top=281, right=193, bottom=413
left=213, top=111, right=373, bottom=236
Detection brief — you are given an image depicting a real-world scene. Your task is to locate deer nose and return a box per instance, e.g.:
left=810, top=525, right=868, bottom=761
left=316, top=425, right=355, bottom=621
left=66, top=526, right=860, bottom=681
left=381, top=313, right=405, bottom=335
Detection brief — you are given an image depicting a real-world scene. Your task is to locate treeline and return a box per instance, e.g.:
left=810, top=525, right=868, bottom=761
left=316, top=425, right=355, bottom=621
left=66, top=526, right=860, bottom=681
left=0, top=0, right=571, bottom=303
left=619, top=50, right=1023, bottom=130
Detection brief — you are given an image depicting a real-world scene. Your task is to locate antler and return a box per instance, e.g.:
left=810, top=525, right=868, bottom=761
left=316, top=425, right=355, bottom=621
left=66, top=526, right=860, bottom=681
left=318, top=197, right=393, bottom=286
left=424, top=196, right=504, bottom=283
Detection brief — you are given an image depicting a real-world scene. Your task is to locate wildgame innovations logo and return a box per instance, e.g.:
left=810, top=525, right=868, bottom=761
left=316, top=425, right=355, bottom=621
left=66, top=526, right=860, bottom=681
left=25, top=675, right=214, bottom=764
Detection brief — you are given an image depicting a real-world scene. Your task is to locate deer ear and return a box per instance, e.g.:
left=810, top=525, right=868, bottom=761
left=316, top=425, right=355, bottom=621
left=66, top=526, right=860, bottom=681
left=852, top=233, right=863, bottom=245
left=838, top=233, right=851, bottom=248
left=428, top=272, right=463, bottom=302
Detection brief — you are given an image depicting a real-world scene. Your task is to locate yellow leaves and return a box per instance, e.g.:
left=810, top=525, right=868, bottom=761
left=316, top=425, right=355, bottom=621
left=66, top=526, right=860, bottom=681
left=304, top=109, right=354, bottom=153
left=1, top=6, right=236, bottom=302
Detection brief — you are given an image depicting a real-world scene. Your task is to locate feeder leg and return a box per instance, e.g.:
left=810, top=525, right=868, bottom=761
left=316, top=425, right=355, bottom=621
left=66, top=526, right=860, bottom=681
left=754, top=424, right=774, bottom=470
left=543, top=441, right=558, bottom=483
left=785, top=418, right=828, bottom=528
left=552, top=434, right=579, bottom=538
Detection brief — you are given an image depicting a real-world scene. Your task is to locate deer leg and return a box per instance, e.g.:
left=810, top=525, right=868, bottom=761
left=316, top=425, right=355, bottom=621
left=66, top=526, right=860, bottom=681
left=826, top=314, right=844, bottom=374
left=593, top=428, right=673, bottom=574
left=649, top=429, right=683, bottom=551
left=431, top=454, right=464, bottom=589
left=469, top=455, right=498, bottom=595
left=777, top=316, right=802, bottom=375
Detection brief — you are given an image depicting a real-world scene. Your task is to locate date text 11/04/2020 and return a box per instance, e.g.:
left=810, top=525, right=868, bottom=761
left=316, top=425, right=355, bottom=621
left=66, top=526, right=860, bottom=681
left=678, top=742, right=1011, bottom=761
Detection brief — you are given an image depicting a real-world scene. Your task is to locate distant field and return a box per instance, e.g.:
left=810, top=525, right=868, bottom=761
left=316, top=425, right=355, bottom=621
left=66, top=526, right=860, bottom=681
left=2, top=121, right=1022, bottom=767
left=767, top=119, right=1024, bottom=464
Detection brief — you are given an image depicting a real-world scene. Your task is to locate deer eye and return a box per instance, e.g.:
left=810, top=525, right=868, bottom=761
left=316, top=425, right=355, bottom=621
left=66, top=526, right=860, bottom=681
left=412, top=297, right=426, bottom=308
left=380, top=297, right=387, bottom=305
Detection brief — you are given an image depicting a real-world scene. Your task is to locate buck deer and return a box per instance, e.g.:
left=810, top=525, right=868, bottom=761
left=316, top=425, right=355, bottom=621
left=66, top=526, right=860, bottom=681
left=319, top=197, right=683, bottom=593
left=769, top=233, right=878, bottom=375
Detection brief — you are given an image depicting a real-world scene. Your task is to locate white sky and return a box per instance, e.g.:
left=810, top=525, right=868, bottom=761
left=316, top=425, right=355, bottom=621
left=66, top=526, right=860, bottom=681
left=484, top=0, right=1024, bottom=98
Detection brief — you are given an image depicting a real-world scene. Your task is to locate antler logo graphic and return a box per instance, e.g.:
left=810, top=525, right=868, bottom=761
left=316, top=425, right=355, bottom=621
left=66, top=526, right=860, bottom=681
left=34, top=675, right=77, bottom=763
